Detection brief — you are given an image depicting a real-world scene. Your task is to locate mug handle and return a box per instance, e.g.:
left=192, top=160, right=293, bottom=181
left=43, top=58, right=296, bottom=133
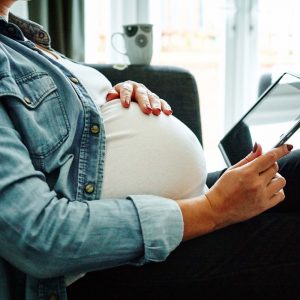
left=111, top=32, right=127, bottom=55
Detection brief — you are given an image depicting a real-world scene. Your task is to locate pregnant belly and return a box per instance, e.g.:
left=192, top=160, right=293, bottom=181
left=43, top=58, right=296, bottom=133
left=100, top=100, right=208, bottom=200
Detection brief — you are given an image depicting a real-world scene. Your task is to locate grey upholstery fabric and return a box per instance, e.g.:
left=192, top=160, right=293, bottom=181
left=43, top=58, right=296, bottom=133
left=88, top=64, right=203, bottom=146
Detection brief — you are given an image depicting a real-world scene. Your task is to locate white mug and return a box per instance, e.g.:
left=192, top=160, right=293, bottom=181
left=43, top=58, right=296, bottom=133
left=111, top=24, right=153, bottom=65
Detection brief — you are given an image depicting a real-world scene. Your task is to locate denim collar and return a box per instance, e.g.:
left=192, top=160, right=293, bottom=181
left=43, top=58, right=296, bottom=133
left=0, top=13, right=51, bottom=48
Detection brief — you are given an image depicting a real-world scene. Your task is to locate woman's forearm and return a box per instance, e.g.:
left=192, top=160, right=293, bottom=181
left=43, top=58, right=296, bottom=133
left=176, top=195, right=218, bottom=241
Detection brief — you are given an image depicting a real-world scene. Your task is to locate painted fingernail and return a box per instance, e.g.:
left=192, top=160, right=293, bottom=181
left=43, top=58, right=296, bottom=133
left=153, top=108, right=161, bottom=115
left=106, top=93, right=115, bottom=101
left=252, top=142, right=258, bottom=153
left=286, top=144, right=293, bottom=151
left=144, top=104, right=152, bottom=113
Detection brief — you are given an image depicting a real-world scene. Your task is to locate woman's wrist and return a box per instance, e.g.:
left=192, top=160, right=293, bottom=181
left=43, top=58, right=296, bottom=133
left=176, top=194, right=219, bottom=241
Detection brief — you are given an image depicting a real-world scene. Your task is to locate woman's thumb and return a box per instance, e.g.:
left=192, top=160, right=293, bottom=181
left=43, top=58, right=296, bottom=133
left=231, top=142, right=263, bottom=169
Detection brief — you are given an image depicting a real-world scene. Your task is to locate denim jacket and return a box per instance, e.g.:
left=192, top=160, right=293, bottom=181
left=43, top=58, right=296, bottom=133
left=0, top=14, right=183, bottom=300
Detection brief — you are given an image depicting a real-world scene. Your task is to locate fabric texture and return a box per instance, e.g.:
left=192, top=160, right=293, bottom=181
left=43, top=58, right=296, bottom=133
left=28, top=0, right=85, bottom=61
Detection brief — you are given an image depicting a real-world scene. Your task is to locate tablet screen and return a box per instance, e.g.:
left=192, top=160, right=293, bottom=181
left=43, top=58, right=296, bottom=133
left=219, top=73, right=300, bottom=166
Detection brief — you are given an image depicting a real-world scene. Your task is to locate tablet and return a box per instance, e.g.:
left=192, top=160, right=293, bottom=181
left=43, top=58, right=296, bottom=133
left=219, top=72, right=300, bottom=166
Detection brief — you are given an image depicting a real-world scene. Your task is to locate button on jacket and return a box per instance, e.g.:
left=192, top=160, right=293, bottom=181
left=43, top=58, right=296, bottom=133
left=0, top=14, right=183, bottom=300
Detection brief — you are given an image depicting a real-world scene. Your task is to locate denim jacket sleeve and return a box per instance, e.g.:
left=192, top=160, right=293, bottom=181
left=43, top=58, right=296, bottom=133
left=0, top=98, right=183, bottom=279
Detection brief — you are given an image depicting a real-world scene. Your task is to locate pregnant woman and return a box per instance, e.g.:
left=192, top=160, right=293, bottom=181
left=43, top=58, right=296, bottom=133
left=1, top=1, right=300, bottom=300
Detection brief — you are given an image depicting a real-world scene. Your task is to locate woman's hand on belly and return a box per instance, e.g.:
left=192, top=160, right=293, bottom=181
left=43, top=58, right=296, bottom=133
left=106, top=80, right=173, bottom=116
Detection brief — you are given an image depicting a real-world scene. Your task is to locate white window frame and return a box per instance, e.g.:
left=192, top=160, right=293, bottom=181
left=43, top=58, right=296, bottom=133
left=224, top=0, right=259, bottom=130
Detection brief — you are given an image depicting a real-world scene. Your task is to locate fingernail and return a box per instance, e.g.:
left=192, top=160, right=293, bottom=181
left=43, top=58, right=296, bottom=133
left=252, top=142, right=258, bottom=153
left=144, top=104, right=152, bottom=113
left=106, top=89, right=119, bottom=100
left=106, top=93, right=114, bottom=101
left=286, top=144, right=293, bottom=151
left=153, top=108, right=161, bottom=115
left=166, top=109, right=173, bottom=115
left=125, top=97, right=130, bottom=105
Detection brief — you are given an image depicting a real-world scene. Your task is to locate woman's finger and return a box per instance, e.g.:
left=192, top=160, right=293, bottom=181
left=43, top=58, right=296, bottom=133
left=106, top=88, right=119, bottom=101
left=160, top=99, right=173, bottom=116
left=134, top=84, right=152, bottom=114
left=269, top=189, right=285, bottom=207
left=148, top=92, right=162, bottom=116
left=119, top=81, right=133, bottom=108
left=249, top=144, right=292, bottom=173
left=231, top=142, right=262, bottom=169
left=260, top=162, right=279, bottom=184
left=267, top=172, right=286, bottom=190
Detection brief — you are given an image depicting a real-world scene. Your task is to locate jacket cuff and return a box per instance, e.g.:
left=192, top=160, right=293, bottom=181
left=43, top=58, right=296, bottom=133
left=127, top=195, right=183, bottom=264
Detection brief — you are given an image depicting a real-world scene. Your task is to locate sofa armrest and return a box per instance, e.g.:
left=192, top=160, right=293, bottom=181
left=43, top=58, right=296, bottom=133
left=87, top=64, right=203, bottom=145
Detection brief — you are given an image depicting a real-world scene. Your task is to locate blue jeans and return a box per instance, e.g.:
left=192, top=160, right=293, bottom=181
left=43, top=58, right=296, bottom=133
left=67, top=150, right=300, bottom=300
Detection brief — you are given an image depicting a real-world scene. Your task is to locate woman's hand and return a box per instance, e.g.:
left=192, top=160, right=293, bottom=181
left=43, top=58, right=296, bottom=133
left=205, top=143, right=293, bottom=229
left=106, top=80, right=173, bottom=116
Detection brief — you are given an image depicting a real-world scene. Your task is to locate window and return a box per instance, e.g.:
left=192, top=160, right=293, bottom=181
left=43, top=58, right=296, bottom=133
left=84, top=0, right=109, bottom=63
left=85, top=0, right=227, bottom=171
left=149, top=0, right=227, bottom=170
left=84, top=0, right=300, bottom=170
left=258, top=0, right=300, bottom=78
